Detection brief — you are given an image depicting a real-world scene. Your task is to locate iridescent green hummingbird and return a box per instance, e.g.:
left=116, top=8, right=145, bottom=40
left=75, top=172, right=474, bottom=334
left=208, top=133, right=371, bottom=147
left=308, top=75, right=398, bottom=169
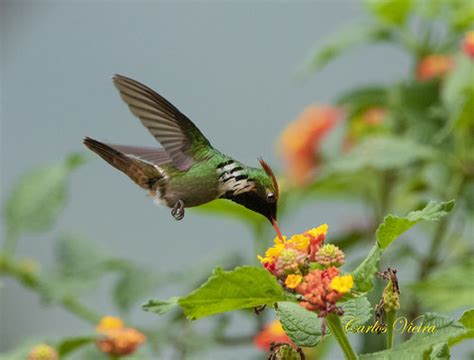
left=84, top=75, right=281, bottom=233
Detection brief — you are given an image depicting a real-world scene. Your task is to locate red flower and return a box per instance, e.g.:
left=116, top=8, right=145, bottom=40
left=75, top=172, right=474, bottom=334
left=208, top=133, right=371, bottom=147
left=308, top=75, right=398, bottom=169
left=279, top=106, right=343, bottom=186
left=462, top=31, right=474, bottom=59
left=254, top=320, right=293, bottom=351
left=416, top=55, right=454, bottom=81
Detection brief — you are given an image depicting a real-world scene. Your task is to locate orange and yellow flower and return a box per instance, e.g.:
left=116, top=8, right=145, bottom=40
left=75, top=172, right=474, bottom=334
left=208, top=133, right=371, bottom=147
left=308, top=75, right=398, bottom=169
left=330, top=275, right=354, bottom=294
left=96, top=316, right=146, bottom=356
left=279, top=106, right=343, bottom=186
left=285, top=274, right=303, bottom=289
left=416, top=54, right=454, bottom=81
left=254, top=320, right=293, bottom=351
left=257, top=224, right=328, bottom=277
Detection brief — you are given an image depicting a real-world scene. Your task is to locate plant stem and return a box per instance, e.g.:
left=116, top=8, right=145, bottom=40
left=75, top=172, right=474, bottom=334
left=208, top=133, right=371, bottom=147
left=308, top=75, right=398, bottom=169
left=326, top=313, right=358, bottom=360
left=385, top=310, right=396, bottom=349
left=0, top=253, right=100, bottom=324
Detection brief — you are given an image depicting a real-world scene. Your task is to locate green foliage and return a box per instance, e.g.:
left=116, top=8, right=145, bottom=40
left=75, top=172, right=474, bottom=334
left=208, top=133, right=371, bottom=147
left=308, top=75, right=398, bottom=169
left=177, top=266, right=285, bottom=319
left=57, top=335, right=96, bottom=357
left=277, top=302, right=323, bottom=347
left=376, top=200, right=455, bottom=249
left=340, top=296, right=372, bottom=328
left=4, top=153, right=85, bottom=236
left=322, top=136, right=434, bottom=176
left=352, top=244, right=384, bottom=293
left=142, top=297, right=180, bottom=315
left=352, top=200, right=454, bottom=293
left=359, top=312, right=473, bottom=359
left=191, top=199, right=266, bottom=235
left=409, top=258, right=474, bottom=311
left=302, top=24, right=392, bottom=74
left=459, top=309, right=474, bottom=329
left=365, top=0, right=413, bottom=25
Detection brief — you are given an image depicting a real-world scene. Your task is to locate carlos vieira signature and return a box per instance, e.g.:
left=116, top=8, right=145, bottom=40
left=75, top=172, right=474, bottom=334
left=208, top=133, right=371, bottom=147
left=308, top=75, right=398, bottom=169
left=345, top=315, right=437, bottom=334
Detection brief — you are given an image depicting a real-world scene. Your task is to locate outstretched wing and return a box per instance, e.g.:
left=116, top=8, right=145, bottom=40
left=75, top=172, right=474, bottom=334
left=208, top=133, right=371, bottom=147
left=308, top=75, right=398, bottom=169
left=113, top=74, right=211, bottom=171
left=108, top=144, right=172, bottom=166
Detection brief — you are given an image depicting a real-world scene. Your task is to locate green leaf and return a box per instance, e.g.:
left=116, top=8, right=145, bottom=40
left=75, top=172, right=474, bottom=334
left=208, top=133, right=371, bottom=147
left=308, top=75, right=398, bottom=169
left=113, top=263, right=161, bottom=313
left=57, top=335, right=95, bottom=357
left=336, top=85, right=388, bottom=116
left=191, top=199, right=265, bottom=230
left=340, top=297, right=372, bottom=328
left=142, top=297, right=179, bottom=315
left=301, top=24, right=391, bottom=75
left=376, top=200, right=455, bottom=249
left=359, top=313, right=472, bottom=359
left=429, top=342, right=450, bottom=360
left=351, top=244, right=383, bottom=293
left=276, top=302, right=322, bottom=347
left=459, top=309, right=474, bottom=329
left=322, top=136, right=434, bottom=176
left=4, top=153, right=86, bottom=235
left=178, top=266, right=285, bottom=320
left=408, top=258, right=474, bottom=312
left=365, top=0, right=413, bottom=25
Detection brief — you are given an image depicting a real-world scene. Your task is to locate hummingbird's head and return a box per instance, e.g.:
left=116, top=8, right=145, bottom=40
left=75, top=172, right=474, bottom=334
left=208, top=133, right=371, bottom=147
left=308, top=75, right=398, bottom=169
left=226, top=158, right=279, bottom=225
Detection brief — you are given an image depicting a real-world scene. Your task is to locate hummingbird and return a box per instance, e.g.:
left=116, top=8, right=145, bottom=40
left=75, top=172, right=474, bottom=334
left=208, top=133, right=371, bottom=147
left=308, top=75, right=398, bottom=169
left=84, top=75, right=282, bottom=235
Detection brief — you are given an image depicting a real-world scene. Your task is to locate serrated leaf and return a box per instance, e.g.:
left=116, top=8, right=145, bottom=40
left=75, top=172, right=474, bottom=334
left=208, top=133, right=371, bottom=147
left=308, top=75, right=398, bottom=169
left=365, top=0, right=413, bottom=25
left=376, top=200, right=455, bottom=249
left=57, top=335, right=95, bottom=357
left=113, top=263, right=161, bottom=313
left=408, top=258, right=474, bottom=312
left=4, top=153, right=85, bottom=235
left=178, top=266, right=285, bottom=320
left=360, top=313, right=472, bottom=360
left=351, top=244, right=383, bottom=293
left=142, top=297, right=179, bottom=315
left=340, top=297, right=372, bottom=328
left=276, top=302, right=323, bottom=347
left=322, top=136, right=434, bottom=176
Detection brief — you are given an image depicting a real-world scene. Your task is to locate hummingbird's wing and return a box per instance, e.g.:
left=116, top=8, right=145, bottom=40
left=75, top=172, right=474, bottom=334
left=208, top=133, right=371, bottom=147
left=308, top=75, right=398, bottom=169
left=113, top=74, right=212, bottom=171
left=108, top=144, right=173, bottom=166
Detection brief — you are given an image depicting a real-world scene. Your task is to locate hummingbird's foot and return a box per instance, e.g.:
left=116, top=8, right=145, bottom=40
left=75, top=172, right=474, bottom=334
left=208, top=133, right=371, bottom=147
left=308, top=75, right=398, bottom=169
left=171, top=200, right=185, bottom=220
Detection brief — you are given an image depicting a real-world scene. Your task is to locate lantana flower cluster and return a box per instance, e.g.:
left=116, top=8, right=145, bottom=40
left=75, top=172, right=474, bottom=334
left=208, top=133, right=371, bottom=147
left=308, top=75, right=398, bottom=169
left=96, top=316, right=146, bottom=356
left=258, top=224, right=353, bottom=314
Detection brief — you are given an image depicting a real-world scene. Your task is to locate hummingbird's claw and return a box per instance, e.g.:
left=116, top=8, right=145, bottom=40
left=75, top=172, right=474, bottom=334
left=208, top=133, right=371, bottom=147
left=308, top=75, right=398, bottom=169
left=171, top=200, right=185, bottom=221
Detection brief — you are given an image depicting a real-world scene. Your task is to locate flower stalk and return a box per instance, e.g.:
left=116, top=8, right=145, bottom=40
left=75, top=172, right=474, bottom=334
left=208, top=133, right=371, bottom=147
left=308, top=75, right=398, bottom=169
left=326, top=313, right=358, bottom=360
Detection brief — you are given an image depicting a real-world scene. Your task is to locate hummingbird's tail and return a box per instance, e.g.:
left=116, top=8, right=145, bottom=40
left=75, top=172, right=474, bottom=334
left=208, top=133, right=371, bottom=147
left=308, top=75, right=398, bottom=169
left=83, top=137, right=166, bottom=191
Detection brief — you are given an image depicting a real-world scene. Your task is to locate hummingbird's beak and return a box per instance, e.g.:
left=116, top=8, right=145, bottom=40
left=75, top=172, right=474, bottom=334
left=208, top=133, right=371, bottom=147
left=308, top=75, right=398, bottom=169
left=271, top=218, right=284, bottom=241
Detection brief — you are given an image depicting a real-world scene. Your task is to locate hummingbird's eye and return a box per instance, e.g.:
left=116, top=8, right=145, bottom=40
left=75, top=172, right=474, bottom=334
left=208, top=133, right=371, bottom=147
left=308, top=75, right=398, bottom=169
left=266, top=192, right=276, bottom=203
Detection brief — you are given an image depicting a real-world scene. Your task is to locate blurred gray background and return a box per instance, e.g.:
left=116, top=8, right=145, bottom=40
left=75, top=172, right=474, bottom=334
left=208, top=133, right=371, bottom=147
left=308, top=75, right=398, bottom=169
left=1, top=1, right=410, bottom=358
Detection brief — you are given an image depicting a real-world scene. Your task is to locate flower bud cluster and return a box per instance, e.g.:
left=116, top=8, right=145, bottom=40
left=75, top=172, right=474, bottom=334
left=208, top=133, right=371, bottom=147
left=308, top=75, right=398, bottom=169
left=258, top=224, right=353, bottom=313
